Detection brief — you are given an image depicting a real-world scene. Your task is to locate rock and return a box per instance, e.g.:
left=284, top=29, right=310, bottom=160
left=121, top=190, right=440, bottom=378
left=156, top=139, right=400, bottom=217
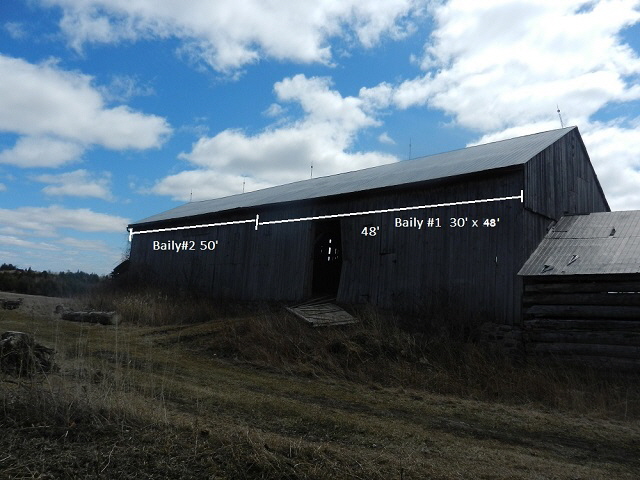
left=0, top=331, right=56, bottom=377
left=61, top=311, right=121, bottom=326
left=54, top=304, right=65, bottom=314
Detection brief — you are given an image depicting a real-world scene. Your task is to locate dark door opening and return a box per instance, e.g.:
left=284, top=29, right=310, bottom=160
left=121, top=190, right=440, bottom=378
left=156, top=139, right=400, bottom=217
left=311, top=220, right=343, bottom=295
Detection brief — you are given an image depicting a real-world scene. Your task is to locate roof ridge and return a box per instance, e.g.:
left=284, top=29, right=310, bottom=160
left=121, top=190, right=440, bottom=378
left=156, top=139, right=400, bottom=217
left=172, top=126, right=576, bottom=206
left=131, top=126, right=576, bottom=226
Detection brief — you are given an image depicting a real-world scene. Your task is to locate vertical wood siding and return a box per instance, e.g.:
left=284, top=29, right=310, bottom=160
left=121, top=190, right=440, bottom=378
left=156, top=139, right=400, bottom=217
left=524, top=129, right=609, bottom=219
left=130, top=219, right=313, bottom=301
left=334, top=171, right=525, bottom=325
left=129, top=132, right=610, bottom=326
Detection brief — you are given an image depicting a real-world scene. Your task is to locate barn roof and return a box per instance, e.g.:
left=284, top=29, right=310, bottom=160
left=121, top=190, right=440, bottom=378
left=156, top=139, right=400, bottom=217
left=518, top=211, right=640, bottom=276
left=132, top=126, right=576, bottom=227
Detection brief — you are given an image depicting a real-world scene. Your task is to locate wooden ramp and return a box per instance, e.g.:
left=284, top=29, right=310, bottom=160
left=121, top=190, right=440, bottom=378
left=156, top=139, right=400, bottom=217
left=286, top=297, right=358, bottom=327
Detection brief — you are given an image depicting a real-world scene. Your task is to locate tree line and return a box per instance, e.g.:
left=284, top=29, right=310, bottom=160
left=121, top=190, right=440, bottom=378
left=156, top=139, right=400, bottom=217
left=0, top=263, right=104, bottom=297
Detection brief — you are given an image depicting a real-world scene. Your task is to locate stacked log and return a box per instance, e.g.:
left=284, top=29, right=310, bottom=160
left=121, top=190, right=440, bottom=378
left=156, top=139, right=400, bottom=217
left=1, top=298, right=22, bottom=310
left=522, top=277, right=640, bottom=371
left=61, top=311, right=121, bottom=326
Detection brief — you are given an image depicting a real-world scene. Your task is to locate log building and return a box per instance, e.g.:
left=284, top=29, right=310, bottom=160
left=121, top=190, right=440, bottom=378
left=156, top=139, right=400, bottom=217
left=519, top=211, right=640, bottom=369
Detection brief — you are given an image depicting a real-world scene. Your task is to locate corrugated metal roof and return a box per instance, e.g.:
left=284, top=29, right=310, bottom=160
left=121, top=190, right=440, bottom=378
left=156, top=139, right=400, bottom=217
left=132, top=126, right=575, bottom=227
left=519, top=211, right=640, bottom=276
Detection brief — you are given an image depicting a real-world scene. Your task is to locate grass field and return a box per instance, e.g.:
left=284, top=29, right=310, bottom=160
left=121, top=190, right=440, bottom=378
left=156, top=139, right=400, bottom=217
left=1, top=291, right=639, bottom=479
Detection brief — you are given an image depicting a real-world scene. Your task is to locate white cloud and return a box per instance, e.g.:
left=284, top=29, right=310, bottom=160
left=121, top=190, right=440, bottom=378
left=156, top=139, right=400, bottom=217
left=0, top=227, right=26, bottom=236
left=0, top=216, right=126, bottom=273
left=150, top=170, right=274, bottom=202
left=364, top=0, right=640, bottom=210
left=0, top=205, right=129, bottom=237
left=581, top=122, right=640, bottom=210
left=0, top=183, right=5, bottom=192
left=262, top=103, right=285, bottom=118
left=392, top=1, right=640, bottom=128
left=0, top=235, right=60, bottom=251
left=0, top=54, right=172, bottom=168
left=33, top=169, right=114, bottom=200
left=378, top=132, right=395, bottom=145
left=40, top=0, right=425, bottom=72
left=0, top=136, right=84, bottom=168
left=153, top=74, right=396, bottom=201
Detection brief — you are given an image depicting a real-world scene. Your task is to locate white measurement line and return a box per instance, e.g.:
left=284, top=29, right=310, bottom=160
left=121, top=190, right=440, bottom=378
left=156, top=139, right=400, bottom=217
left=128, top=218, right=255, bottom=241
left=129, top=190, right=524, bottom=241
left=259, top=191, right=523, bottom=226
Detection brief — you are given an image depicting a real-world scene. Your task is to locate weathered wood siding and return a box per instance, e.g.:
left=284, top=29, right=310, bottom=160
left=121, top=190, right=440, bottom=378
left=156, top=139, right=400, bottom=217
left=130, top=169, right=526, bottom=324
left=523, top=128, right=609, bottom=219
left=334, top=170, right=525, bottom=325
left=128, top=130, right=611, bottom=326
left=519, top=129, right=610, bottom=325
left=522, top=275, right=640, bottom=371
left=129, top=217, right=314, bottom=301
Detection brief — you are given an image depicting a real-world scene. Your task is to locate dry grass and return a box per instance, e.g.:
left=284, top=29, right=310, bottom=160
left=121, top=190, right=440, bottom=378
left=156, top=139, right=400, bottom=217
left=1, top=290, right=639, bottom=478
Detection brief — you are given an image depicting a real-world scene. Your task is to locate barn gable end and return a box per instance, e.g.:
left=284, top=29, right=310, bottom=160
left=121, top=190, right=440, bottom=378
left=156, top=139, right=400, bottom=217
left=523, top=127, right=609, bottom=220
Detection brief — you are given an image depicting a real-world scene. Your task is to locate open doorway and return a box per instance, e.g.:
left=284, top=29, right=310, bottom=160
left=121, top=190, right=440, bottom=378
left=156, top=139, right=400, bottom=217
left=311, top=220, right=343, bottom=295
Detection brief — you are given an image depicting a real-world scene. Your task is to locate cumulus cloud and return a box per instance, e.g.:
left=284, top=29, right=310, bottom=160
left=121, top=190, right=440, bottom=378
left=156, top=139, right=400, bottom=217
left=0, top=206, right=127, bottom=273
left=40, top=0, right=425, bottom=72
left=32, top=169, right=114, bottom=200
left=153, top=74, right=396, bottom=201
left=393, top=1, right=640, bottom=127
left=361, top=0, right=640, bottom=210
left=0, top=205, right=129, bottom=237
left=0, top=54, right=171, bottom=168
left=150, top=170, right=275, bottom=202
left=581, top=122, right=640, bottom=210
left=0, top=136, right=84, bottom=168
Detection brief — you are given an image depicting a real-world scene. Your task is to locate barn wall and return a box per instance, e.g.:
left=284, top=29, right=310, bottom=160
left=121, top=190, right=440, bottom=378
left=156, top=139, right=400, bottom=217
left=128, top=130, right=609, bottom=327
left=129, top=218, right=314, bottom=301
left=332, top=170, right=525, bottom=325
left=524, top=128, right=609, bottom=220
left=130, top=169, right=527, bottom=324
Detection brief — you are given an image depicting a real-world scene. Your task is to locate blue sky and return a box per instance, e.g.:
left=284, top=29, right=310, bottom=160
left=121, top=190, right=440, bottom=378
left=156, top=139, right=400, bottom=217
left=1, top=0, right=639, bottom=274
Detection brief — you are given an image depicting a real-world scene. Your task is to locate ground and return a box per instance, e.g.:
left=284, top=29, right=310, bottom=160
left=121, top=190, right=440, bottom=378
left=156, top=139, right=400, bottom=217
left=1, top=292, right=639, bottom=479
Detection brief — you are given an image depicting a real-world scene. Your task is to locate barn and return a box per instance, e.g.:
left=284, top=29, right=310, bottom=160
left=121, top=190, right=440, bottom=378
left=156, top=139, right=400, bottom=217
left=519, top=211, right=640, bottom=369
left=127, top=126, right=609, bottom=326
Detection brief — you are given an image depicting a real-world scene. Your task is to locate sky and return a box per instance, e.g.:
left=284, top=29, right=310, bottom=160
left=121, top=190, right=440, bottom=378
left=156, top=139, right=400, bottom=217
left=1, top=0, right=639, bottom=275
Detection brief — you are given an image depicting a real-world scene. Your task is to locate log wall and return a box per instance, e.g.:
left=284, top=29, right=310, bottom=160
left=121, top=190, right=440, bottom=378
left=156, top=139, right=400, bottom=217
left=522, top=274, right=640, bottom=370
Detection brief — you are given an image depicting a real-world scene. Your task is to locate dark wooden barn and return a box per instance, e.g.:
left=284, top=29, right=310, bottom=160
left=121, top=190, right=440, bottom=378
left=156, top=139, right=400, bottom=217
left=519, top=211, right=640, bottom=369
left=127, top=126, right=609, bottom=325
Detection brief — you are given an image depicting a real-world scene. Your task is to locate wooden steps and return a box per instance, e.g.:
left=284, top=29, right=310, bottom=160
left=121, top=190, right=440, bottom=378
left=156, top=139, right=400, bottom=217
left=286, top=297, right=358, bottom=327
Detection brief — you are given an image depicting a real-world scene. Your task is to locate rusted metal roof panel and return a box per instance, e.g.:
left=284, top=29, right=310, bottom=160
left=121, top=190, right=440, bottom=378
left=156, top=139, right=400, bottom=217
left=519, top=211, right=640, bottom=276
left=132, top=127, right=575, bottom=227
